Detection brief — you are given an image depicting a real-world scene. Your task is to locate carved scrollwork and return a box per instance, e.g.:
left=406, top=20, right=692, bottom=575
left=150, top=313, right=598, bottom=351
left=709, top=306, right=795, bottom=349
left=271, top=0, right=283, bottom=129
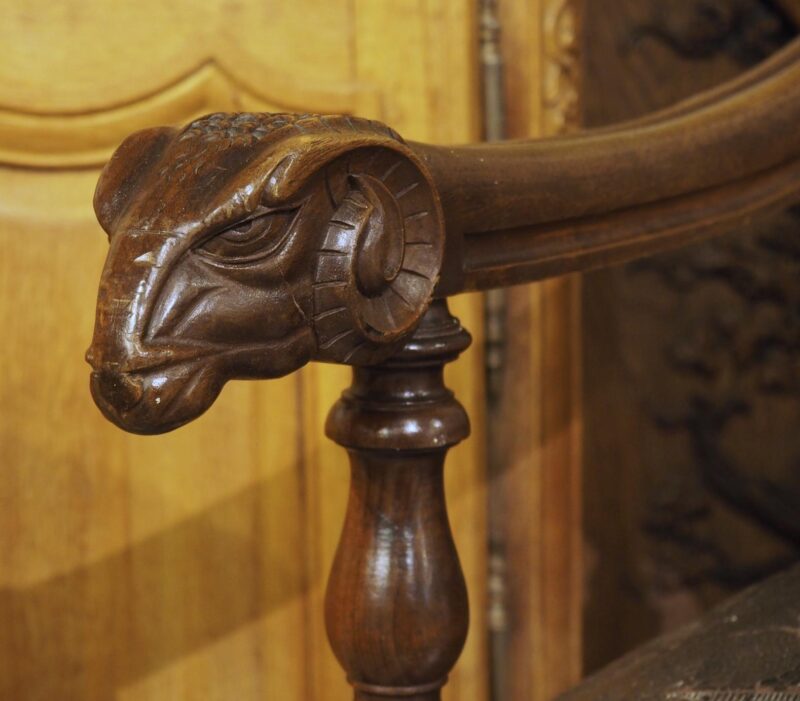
left=313, top=150, right=443, bottom=364
left=87, top=112, right=444, bottom=434
left=633, top=207, right=800, bottom=586
left=543, top=0, right=582, bottom=134
left=630, top=0, right=796, bottom=64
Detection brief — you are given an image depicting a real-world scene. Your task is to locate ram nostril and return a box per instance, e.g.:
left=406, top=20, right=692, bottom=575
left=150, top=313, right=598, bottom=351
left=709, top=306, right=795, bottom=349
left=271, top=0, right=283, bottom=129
left=91, top=370, right=144, bottom=414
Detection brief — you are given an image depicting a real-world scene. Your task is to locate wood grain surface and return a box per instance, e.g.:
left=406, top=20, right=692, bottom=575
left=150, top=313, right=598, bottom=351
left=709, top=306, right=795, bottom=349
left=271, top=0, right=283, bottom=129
left=0, top=3, right=487, bottom=700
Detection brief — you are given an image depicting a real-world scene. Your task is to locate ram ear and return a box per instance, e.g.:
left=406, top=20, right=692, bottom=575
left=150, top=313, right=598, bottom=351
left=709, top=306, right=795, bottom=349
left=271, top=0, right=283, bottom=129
left=312, top=147, right=445, bottom=365
left=93, top=127, right=176, bottom=237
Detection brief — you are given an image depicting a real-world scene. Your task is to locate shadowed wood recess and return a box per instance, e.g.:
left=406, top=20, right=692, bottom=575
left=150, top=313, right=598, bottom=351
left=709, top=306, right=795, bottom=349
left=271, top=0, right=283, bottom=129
left=578, top=0, right=800, bottom=676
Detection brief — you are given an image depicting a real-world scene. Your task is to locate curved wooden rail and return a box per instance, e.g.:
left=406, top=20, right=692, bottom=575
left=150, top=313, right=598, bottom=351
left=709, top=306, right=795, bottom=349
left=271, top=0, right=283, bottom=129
left=414, top=37, right=800, bottom=293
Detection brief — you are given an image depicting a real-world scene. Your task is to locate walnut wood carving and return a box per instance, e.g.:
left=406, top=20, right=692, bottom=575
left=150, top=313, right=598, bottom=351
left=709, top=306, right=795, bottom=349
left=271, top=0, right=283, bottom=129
left=87, top=37, right=800, bottom=701
left=420, top=36, right=800, bottom=292
left=89, top=39, right=800, bottom=435
left=87, top=113, right=444, bottom=433
left=324, top=300, right=471, bottom=700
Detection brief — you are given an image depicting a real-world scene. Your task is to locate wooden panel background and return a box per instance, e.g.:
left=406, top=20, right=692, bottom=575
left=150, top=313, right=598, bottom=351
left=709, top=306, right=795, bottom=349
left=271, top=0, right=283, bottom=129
left=0, top=3, right=488, bottom=700
left=487, top=1, right=584, bottom=699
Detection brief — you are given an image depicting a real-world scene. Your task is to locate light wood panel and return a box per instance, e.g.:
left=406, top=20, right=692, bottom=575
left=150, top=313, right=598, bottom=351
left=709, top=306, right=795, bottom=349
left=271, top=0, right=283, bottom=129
left=0, top=2, right=486, bottom=700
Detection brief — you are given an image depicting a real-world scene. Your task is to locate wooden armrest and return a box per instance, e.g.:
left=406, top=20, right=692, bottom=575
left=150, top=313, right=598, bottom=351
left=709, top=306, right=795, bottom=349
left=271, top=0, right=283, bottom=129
left=415, top=37, right=800, bottom=292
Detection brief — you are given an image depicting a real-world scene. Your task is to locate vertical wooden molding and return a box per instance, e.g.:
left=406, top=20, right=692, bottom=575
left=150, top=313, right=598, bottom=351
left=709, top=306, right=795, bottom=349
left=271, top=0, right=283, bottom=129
left=539, top=3, right=583, bottom=695
left=495, top=0, right=584, bottom=698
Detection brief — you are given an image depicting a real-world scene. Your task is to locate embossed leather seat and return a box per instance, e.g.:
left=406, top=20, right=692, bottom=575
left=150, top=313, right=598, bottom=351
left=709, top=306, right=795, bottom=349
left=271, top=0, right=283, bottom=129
left=559, top=565, right=800, bottom=701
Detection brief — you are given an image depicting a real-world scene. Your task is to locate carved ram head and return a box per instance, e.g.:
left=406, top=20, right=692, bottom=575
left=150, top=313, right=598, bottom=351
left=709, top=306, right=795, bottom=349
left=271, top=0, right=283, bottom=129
left=87, top=113, right=444, bottom=434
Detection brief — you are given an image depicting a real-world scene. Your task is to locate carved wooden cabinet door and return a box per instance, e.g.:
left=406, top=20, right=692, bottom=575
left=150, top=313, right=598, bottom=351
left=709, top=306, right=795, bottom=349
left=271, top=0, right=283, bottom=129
left=0, top=3, right=487, bottom=700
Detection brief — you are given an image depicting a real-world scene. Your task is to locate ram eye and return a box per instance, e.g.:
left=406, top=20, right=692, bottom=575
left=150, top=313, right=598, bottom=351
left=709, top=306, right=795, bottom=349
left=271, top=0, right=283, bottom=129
left=198, top=208, right=299, bottom=263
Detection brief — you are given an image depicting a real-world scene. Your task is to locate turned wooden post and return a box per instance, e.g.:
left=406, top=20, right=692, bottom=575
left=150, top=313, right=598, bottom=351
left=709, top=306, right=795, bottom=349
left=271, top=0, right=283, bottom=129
left=325, top=300, right=470, bottom=701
